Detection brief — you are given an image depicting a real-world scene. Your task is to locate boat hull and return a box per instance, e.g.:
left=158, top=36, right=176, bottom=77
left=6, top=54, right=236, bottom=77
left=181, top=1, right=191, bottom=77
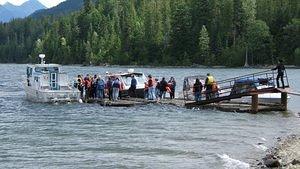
left=24, top=85, right=80, bottom=103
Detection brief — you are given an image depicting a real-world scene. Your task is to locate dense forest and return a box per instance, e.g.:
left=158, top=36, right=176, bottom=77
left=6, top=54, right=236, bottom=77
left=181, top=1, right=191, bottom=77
left=0, top=0, right=299, bottom=66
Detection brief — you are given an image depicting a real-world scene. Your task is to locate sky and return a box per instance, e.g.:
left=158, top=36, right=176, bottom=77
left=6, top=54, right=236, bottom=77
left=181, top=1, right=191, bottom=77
left=0, top=0, right=65, bottom=8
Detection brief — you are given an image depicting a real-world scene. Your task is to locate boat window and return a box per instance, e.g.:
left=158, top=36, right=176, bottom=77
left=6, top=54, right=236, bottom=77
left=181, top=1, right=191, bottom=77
left=35, top=67, right=59, bottom=73
left=120, top=74, right=146, bottom=86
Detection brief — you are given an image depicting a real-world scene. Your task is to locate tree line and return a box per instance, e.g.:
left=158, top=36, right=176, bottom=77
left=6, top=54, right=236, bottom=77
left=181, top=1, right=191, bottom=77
left=0, top=0, right=299, bottom=66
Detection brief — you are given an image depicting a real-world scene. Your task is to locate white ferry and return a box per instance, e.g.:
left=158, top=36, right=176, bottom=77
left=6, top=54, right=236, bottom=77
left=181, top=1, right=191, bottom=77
left=23, top=54, right=80, bottom=103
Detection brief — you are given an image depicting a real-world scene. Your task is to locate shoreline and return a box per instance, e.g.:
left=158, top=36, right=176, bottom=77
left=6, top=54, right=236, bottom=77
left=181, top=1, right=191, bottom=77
left=1, top=63, right=299, bottom=69
left=256, top=135, right=300, bottom=168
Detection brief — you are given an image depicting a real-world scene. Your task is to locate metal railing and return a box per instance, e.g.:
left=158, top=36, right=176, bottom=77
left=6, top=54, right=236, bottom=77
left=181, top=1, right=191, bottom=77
left=184, top=70, right=289, bottom=101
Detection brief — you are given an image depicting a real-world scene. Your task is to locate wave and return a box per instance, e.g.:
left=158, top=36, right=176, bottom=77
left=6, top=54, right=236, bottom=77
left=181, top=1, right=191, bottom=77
left=260, top=137, right=267, bottom=141
left=218, top=154, right=250, bottom=169
left=253, top=144, right=268, bottom=151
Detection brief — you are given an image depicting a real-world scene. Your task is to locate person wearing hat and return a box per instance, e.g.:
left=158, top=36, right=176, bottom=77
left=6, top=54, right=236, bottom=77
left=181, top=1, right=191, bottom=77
left=272, top=59, right=286, bottom=88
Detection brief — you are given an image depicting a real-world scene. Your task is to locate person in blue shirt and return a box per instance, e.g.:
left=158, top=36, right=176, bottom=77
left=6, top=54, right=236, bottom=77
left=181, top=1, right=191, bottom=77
left=96, top=76, right=105, bottom=99
left=129, top=75, right=137, bottom=97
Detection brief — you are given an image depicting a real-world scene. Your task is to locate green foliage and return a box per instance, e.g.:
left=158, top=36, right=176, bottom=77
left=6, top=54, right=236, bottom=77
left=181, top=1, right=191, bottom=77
left=0, top=0, right=298, bottom=66
left=197, top=25, right=210, bottom=65
left=219, top=46, right=244, bottom=67
left=245, top=20, right=272, bottom=64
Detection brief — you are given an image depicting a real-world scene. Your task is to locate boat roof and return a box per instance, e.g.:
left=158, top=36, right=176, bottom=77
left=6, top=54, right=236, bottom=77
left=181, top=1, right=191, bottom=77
left=28, top=64, right=61, bottom=68
left=106, top=72, right=144, bottom=76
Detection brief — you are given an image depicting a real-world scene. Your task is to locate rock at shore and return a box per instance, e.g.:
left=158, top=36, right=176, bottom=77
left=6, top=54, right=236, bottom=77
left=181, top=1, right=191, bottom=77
left=258, top=135, right=300, bottom=168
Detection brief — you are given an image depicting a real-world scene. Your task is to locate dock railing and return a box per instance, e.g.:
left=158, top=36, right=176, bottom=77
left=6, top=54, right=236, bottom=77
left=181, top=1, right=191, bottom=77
left=184, top=70, right=289, bottom=103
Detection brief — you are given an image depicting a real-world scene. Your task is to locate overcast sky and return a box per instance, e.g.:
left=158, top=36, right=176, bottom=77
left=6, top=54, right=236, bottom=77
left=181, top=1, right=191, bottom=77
left=0, top=0, right=65, bottom=8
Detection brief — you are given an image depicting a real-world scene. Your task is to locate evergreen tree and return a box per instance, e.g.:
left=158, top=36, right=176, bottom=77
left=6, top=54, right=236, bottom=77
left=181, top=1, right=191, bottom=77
left=198, top=25, right=211, bottom=65
left=170, top=0, right=193, bottom=65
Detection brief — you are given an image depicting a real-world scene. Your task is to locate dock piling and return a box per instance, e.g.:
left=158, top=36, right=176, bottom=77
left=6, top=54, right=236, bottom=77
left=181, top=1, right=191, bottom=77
left=251, top=94, right=259, bottom=113
left=281, top=92, right=288, bottom=111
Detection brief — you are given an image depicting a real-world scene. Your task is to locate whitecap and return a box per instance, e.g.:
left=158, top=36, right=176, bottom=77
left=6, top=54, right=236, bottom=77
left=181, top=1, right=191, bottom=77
left=253, top=144, right=268, bottom=151
left=260, top=137, right=267, bottom=141
left=218, top=154, right=250, bottom=169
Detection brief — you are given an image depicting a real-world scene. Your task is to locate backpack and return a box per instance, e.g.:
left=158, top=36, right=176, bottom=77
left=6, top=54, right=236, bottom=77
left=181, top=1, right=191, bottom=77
left=98, top=79, right=105, bottom=90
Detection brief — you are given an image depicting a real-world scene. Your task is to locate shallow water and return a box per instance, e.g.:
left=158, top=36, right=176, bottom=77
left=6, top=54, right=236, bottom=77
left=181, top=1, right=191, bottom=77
left=0, top=64, right=299, bottom=169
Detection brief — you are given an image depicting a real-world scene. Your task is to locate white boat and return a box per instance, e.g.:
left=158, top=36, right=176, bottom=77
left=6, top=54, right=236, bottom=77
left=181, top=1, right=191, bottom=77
left=105, top=69, right=147, bottom=98
left=230, top=86, right=290, bottom=104
left=23, top=54, right=80, bottom=103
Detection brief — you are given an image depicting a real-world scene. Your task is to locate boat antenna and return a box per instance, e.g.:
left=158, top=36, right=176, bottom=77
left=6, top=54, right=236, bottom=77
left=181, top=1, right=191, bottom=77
left=39, top=54, right=46, bottom=64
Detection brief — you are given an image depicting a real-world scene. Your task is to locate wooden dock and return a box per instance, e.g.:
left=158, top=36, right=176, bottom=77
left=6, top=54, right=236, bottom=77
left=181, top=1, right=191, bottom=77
left=80, top=70, right=297, bottom=113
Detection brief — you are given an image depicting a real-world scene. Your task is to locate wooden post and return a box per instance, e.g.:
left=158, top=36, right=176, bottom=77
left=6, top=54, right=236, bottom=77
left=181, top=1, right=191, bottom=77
left=281, top=92, right=288, bottom=111
left=251, top=94, right=258, bottom=113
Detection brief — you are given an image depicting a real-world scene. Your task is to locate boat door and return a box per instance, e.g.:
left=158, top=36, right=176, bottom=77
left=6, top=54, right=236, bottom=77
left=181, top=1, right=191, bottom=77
left=49, top=69, right=59, bottom=90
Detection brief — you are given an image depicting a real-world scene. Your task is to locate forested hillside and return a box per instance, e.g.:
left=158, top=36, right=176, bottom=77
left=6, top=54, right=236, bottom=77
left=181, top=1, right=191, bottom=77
left=0, top=0, right=299, bottom=66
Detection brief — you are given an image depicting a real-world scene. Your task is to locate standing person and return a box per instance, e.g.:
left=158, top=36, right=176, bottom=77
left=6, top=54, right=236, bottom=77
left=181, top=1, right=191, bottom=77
left=168, top=77, right=176, bottom=99
left=205, top=73, right=215, bottom=100
left=160, top=77, right=168, bottom=99
left=92, top=74, right=98, bottom=98
left=76, top=75, right=84, bottom=99
left=84, top=74, right=92, bottom=100
left=155, top=78, right=161, bottom=99
left=106, top=77, right=113, bottom=100
left=112, top=78, right=121, bottom=101
left=97, top=76, right=105, bottom=99
left=129, top=75, right=137, bottom=97
left=193, top=78, right=203, bottom=101
left=144, top=82, right=149, bottom=99
left=147, top=75, right=156, bottom=100
left=272, top=59, right=286, bottom=88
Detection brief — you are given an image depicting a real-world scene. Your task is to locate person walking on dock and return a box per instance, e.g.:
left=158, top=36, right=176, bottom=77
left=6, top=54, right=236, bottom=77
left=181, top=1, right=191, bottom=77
left=112, top=78, right=121, bottom=101
left=129, top=75, right=137, bottom=97
left=160, top=77, right=168, bottom=99
left=205, top=73, right=215, bottom=100
left=155, top=78, right=161, bottom=100
left=272, top=59, right=286, bottom=89
left=168, top=77, right=176, bottom=99
left=97, top=76, right=105, bottom=99
left=77, top=75, right=84, bottom=99
left=106, top=77, right=113, bottom=100
left=147, top=75, right=156, bottom=100
left=193, top=78, right=203, bottom=101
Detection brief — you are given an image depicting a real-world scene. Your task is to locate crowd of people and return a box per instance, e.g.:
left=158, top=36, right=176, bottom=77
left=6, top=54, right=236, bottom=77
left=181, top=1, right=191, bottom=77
left=144, top=75, right=176, bottom=101
left=192, top=73, right=219, bottom=101
left=75, top=74, right=124, bottom=101
left=75, top=74, right=177, bottom=102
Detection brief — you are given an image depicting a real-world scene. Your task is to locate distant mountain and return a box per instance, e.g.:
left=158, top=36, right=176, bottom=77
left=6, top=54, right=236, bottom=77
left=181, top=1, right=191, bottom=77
left=31, top=0, right=84, bottom=18
left=0, top=0, right=46, bottom=22
left=31, top=0, right=97, bottom=18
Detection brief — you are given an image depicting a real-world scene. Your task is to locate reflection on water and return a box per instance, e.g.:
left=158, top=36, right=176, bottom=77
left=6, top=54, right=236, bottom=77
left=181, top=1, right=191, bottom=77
left=0, top=64, right=299, bottom=169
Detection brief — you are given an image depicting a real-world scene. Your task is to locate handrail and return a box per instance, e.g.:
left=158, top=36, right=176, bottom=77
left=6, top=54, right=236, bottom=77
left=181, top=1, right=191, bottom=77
left=184, top=69, right=289, bottom=102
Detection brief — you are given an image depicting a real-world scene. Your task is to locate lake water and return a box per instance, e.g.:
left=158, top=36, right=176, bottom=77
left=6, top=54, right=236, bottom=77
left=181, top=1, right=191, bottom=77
left=0, top=64, right=299, bottom=169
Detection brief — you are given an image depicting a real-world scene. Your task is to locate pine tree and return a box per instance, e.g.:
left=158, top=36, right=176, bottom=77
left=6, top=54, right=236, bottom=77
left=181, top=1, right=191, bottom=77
left=198, top=25, right=211, bottom=65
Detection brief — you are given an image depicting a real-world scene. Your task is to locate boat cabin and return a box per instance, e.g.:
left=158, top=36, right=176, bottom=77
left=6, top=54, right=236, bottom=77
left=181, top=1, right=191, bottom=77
left=26, top=64, right=70, bottom=91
